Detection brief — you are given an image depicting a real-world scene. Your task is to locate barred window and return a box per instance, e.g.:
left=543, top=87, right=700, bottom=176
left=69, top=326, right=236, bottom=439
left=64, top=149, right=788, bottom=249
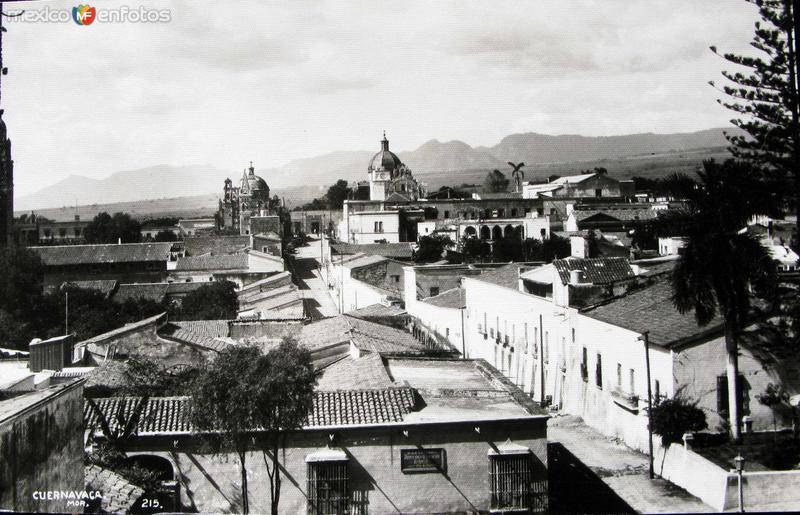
left=489, top=452, right=546, bottom=512
left=307, top=460, right=348, bottom=515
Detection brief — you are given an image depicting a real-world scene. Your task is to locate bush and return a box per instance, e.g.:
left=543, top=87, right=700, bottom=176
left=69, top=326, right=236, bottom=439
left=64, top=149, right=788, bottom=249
left=648, top=392, right=708, bottom=447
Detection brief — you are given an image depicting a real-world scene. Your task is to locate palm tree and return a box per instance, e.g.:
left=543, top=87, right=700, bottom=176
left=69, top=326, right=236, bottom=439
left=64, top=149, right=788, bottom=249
left=508, top=162, right=525, bottom=192
left=666, top=159, right=778, bottom=441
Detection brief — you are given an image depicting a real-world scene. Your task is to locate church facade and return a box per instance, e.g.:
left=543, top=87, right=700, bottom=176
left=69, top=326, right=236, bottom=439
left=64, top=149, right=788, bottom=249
left=217, top=162, right=273, bottom=235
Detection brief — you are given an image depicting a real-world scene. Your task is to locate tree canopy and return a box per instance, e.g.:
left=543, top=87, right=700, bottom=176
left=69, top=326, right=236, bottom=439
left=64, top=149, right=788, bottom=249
left=713, top=0, right=800, bottom=242
left=483, top=169, right=510, bottom=193
left=415, top=234, right=453, bottom=263
left=84, top=212, right=142, bottom=244
left=190, top=340, right=316, bottom=515
left=174, top=281, right=239, bottom=320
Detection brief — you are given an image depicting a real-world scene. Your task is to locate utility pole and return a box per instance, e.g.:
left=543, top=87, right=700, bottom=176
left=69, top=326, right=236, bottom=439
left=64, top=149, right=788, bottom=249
left=641, top=331, right=655, bottom=480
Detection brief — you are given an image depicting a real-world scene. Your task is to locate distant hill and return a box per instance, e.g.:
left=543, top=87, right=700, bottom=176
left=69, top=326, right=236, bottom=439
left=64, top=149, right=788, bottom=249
left=481, top=128, right=736, bottom=165
left=16, top=128, right=740, bottom=211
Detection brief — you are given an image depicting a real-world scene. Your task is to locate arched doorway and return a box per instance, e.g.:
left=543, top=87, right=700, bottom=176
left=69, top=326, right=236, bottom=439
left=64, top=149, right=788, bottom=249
left=492, top=226, right=503, bottom=240
left=464, top=226, right=477, bottom=238
left=480, top=226, right=491, bottom=240
left=124, top=455, right=177, bottom=514
left=503, top=225, right=515, bottom=238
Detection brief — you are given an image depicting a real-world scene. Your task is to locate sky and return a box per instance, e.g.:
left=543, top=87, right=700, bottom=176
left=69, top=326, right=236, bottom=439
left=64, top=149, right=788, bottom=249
left=3, top=0, right=759, bottom=196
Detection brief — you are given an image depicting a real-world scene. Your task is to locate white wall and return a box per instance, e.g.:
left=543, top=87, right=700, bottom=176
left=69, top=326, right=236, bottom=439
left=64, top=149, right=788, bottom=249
left=563, top=315, right=673, bottom=452
left=404, top=267, right=465, bottom=353
left=344, top=211, right=401, bottom=244
left=463, top=276, right=564, bottom=399
left=329, top=262, right=386, bottom=313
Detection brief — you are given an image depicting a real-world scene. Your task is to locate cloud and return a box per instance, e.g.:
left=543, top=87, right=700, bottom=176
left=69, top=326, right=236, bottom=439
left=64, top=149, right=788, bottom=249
left=3, top=0, right=762, bottom=196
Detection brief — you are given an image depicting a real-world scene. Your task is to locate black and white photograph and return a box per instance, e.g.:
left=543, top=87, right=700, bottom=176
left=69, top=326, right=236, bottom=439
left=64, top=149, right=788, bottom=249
left=1, top=1, right=799, bottom=513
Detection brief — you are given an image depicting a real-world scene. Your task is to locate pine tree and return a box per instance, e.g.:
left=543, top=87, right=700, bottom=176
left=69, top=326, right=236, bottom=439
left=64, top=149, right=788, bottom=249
left=712, top=0, right=800, bottom=243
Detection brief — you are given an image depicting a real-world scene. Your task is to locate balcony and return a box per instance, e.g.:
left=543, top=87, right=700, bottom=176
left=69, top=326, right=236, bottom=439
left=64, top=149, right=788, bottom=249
left=611, top=388, right=639, bottom=413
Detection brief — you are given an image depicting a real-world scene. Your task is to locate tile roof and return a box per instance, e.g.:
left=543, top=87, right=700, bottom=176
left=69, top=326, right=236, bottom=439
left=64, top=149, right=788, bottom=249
left=61, top=280, right=118, bottom=296
left=298, top=316, right=353, bottom=349
left=170, top=320, right=230, bottom=338
left=574, top=207, right=658, bottom=223
left=85, top=465, right=145, bottom=514
left=580, top=277, right=723, bottom=347
left=84, top=388, right=418, bottom=433
left=84, top=396, right=193, bottom=434
left=114, top=283, right=169, bottom=304
left=473, top=263, right=524, bottom=290
left=345, top=303, right=407, bottom=319
left=183, top=235, right=251, bottom=256
left=158, top=323, right=232, bottom=352
left=552, top=257, right=635, bottom=285
left=309, top=388, right=416, bottom=427
left=340, top=253, right=389, bottom=269
left=165, top=282, right=209, bottom=295
left=422, top=287, right=466, bottom=309
left=77, top=313, right=167, bottom=347
left=174, top=254, right=248, bottom=271
left=31, top=243, right=173, bottom=266
left=316, top=354, right=395, bottom=390
left=345, top=315, right=432, bottom=355
left=331, top=242, right=414, bottom=260
left=474, top=192, right=523, bottom=199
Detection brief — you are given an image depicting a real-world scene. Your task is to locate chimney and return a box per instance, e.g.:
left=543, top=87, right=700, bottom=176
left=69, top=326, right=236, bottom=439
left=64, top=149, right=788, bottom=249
left=29, top=335, right=73, bottom=372
left=569, top=269, right=585, bottom=285
left=118, top=237, right=122, bottom=245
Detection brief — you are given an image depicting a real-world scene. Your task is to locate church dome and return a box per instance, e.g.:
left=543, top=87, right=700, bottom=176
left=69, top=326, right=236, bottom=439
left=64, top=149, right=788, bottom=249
left=240, top=163, right=269, bottom=193
left=369, top=132, right=402, bottom=172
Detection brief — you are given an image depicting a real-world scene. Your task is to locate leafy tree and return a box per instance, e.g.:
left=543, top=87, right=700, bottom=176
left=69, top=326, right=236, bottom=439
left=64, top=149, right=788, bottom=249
left=0, top=245, right=43, bottom=315
left=462, top=237, right=490, bottom=263
left=483, top=169, right=510, bottom=193
left=757, top=382, right=791, bottom=434
left=415, top=234, right=453, bottom=263
left=174, top=281, right=238, bottom=320
left=522, top=235, right=571, bottom=263
left=712, top=0, right=799, bottom=242
left=191, top=342, right=316, bottom=515
left=493, top=235, right=524, bottom=262
left=84, top=212, right=142, bottom=244
left=666, top=159, right=778, bottom=441
left=191, top=346, right=261, bottom=514
left=648, top=391, right=708, bottom=447
left=0, top=246, right=45, bottom=348
left=154, top=229, right=178, bottom=242
left=251, top=339, right=316, bottom=515
left=325, top=179, right=351, bottom=209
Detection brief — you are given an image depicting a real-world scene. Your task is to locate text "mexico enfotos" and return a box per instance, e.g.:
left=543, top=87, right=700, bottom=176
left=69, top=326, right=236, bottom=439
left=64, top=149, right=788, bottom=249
left=8, top=5, right=172, bottom=25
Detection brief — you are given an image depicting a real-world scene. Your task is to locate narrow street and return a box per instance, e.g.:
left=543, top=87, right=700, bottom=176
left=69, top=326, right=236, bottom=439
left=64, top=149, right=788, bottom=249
left=548, top=415, right=713, bottom=514
left=290, top=240, right=339, bottom=319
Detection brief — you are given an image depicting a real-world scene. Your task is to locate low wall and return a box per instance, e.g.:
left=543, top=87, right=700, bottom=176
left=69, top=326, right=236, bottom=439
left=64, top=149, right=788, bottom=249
left=655, top=442, right=730, bottom=511
left=723, top=470, right=800, bottom=512
left=656, top=441, right=800, bottom=512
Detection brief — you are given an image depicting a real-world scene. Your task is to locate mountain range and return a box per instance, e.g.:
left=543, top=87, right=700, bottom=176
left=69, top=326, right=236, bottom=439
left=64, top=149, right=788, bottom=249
left=16, top=128, right=738, bottom=211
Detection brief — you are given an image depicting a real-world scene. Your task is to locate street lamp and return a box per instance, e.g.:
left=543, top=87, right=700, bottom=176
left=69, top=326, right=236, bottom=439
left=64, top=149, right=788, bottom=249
left=734, top=454, right=745, bottom=513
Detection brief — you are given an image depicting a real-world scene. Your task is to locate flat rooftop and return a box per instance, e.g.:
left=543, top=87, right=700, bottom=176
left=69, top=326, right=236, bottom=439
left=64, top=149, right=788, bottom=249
left=385, top=358, right=547, bottom=423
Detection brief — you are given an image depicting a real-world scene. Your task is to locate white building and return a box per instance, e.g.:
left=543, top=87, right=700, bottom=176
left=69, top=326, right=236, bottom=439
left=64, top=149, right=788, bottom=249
left=462, top=258, right=800, bottom=453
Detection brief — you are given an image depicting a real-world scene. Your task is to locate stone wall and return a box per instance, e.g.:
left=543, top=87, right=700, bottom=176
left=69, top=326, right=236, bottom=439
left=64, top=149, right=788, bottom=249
left=0, top=380, right=85, bottom=513
left=122, top=418, right=548, bottom=514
